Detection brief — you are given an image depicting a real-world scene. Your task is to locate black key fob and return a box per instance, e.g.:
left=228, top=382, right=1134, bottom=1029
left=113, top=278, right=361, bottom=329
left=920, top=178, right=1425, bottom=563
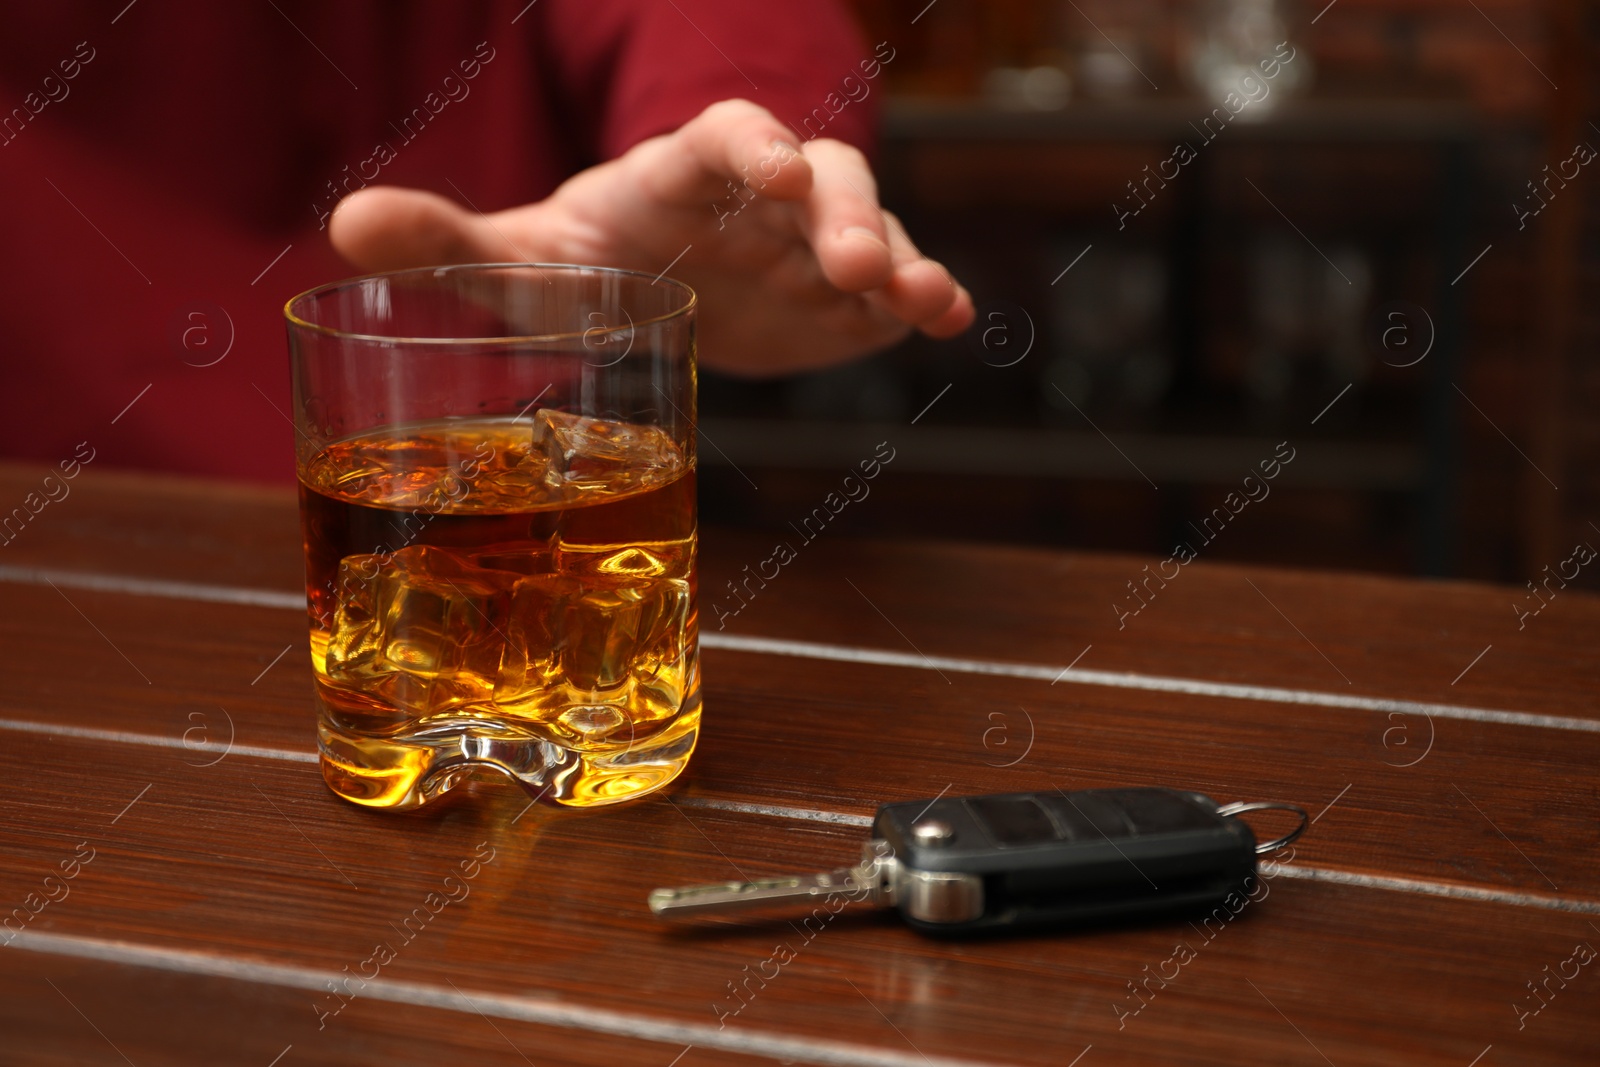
left=872, top=787, right=1305, bottom=934
left=649, top=787, right=1307, bottom=937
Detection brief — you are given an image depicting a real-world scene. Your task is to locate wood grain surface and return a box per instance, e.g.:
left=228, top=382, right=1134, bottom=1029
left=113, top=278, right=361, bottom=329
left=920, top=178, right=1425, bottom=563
left=0, top=461, right=1595, bottom=1066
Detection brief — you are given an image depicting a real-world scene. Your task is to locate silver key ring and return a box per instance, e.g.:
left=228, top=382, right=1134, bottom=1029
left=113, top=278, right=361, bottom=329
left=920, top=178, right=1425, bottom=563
left=1215, top=800, right=1309, bottom=854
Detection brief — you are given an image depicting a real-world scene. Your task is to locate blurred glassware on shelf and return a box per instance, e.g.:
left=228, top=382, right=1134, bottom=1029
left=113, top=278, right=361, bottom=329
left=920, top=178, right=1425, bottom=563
left=1246, top=237, right=1371, bottom=413
left=1185, top=0, right=1310, bottom=111
left=982, top=65, right=1072, bottom=110
left=1075, top=41, right=1153, bottom=99
left=1064, top=0, right=1163, bottom=99
left=1045, top=244, right=1171, bottom=420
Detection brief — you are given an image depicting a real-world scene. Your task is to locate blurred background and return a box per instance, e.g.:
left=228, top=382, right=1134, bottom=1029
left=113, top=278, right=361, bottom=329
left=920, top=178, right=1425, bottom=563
left=698, top=0, right=1597, bottom=586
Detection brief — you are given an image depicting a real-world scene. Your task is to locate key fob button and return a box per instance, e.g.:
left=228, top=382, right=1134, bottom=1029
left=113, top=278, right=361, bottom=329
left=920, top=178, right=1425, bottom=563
left=1113, top=788, right=1228, bottom=834
left=1040, top=789, right=1136, bottom=841
left=965, top=796, right=1059, bottom=846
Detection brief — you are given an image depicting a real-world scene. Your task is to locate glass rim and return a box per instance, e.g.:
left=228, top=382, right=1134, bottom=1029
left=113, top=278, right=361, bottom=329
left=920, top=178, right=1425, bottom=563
left=282, top=262, right=697, bottom=346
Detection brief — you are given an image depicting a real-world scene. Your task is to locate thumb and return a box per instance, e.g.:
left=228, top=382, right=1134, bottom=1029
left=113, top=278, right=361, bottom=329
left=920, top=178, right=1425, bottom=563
left=328, top=186, right=514, bottom=272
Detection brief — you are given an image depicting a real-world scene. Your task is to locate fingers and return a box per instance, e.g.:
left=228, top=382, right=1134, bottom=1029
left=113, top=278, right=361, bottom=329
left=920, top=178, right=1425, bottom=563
left=864, top=210, right=974, bottom=338
left=917, top=281, right=976, bottom=338
left=800, top=138, right=894, bottom=291
left=800, top=140, right=973, bottom=335
left=632, top=98, right=813, bottom=207
left=328, top=186, right=513, bottom=272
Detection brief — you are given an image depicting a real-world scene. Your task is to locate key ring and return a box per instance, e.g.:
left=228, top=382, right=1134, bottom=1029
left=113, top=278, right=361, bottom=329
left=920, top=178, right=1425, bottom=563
left=1214, top=801, right=1309, bottom=854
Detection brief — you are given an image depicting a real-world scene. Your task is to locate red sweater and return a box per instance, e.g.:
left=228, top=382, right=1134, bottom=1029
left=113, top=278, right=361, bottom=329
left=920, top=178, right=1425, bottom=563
left=0, top=1, right=875, bottom=481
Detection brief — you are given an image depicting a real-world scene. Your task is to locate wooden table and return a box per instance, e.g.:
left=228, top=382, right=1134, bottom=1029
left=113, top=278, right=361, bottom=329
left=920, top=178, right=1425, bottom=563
left=0, top=461, right=1595, bottom=1066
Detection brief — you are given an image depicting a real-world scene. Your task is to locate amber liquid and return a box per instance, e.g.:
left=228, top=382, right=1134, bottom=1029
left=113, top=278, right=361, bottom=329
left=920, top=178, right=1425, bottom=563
left=299, top=414, right=698, bottom=810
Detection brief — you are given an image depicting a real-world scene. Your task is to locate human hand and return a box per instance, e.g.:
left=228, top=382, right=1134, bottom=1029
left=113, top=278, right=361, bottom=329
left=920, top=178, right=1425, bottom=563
left=328, top=99, right=973, bottom=376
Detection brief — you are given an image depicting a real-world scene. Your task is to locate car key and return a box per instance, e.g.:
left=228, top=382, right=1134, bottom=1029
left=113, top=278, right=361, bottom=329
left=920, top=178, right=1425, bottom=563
left=648, top=787, right=1307, bottom=934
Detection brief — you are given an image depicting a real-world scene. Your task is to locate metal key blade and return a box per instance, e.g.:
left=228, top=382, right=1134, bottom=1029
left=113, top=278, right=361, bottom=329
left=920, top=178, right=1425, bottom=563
left=649, top=865, right=872, bottom=919
left=649, top=845, right=897, bottom=920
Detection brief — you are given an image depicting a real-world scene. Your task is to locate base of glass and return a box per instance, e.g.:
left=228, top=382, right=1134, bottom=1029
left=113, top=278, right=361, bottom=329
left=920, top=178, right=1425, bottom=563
left=316, top=700, right=700, bottom=811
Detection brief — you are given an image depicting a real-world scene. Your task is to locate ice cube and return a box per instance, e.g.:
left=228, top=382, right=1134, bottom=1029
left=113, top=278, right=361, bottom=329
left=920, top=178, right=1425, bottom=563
left=326, top=545, right=516, bottom=715
left=494, top=574, right=691, bottom=710
left=329, top=436, right=487, bottom=510
left=531, top=409, right=680, bottom=490
left=491, top=573, right=579, bottom=704
left=562, top=579, right=691, bottom=691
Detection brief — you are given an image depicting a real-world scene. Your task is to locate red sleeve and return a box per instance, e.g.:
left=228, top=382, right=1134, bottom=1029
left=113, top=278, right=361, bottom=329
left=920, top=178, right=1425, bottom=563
left=534, top=0, right=879, bottom=162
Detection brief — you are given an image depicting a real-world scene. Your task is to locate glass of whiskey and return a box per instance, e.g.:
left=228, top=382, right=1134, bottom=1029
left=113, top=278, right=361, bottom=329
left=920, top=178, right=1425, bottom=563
left=285, top=264, right=698, bottom=811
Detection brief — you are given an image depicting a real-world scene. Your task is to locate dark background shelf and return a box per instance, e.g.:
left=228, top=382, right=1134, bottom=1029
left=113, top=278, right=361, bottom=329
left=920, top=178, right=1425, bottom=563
left=699, top=0, right=1598, bottom=588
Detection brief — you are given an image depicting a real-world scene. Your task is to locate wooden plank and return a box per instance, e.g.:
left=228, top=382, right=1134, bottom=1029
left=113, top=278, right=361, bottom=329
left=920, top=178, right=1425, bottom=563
left=0, top=579, right=1594, bottom=903
left=2, top=462, right=1595, bottom=724
left=0, top=461, right=303, bottom=590
left=701, top=531, right=1600, bottom=723
left=6, top=460, right=1593, bottom=723
left=0, top=953, right=753, bottom=1067
left=0, top=733, right=1594, bottom=1066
